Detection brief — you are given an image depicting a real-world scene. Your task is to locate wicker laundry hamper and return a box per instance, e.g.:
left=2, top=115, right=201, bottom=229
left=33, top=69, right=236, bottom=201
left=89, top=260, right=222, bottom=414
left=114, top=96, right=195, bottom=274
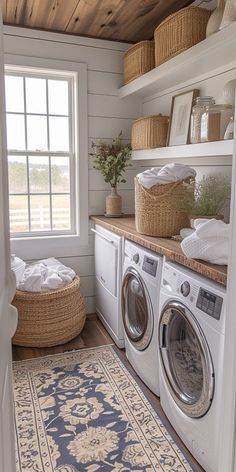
left=154, top=7, right=211, bottom=67
left=135, top=177, right=194, bottom=237
left=12, top=276, right=86, bottom=347
left=123, top=40, right=155, bottom=84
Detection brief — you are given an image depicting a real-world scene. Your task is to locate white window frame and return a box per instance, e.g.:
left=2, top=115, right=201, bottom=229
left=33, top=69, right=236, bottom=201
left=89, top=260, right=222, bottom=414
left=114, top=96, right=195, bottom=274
left=4, top=55, right=88, bottom=259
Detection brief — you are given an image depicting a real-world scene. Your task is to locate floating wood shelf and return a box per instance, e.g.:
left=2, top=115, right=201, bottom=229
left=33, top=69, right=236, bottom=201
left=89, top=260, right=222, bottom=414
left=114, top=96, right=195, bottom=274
left=118, top=23, right=236, bottom=99
left=131, top=140, right=234, bottom=160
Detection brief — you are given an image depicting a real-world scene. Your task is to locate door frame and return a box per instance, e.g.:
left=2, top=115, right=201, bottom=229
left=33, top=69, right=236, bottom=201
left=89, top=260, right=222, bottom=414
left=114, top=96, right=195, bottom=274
left=218, top=102, right=236, bottom=472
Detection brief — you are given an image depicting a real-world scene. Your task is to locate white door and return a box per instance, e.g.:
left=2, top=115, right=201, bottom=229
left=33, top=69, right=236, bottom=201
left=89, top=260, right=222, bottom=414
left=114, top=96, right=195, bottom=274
left=0, top=7, right=17, bottom=472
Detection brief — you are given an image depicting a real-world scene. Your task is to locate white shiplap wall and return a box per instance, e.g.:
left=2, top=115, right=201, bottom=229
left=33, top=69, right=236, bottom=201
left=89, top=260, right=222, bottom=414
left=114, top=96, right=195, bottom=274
left=3, top=26, right=142, bottom=313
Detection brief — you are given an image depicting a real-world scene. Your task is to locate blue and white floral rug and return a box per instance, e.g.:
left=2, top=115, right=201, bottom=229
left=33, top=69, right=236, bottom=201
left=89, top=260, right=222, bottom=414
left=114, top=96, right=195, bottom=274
left=13, top=345, right=193, bottom=471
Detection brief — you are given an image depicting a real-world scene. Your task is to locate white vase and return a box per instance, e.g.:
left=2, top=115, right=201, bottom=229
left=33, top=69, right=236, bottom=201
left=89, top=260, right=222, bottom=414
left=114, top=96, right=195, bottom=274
left=220, top=0, right=236, bottom=29
left=206, top=0, right=225, bottom=36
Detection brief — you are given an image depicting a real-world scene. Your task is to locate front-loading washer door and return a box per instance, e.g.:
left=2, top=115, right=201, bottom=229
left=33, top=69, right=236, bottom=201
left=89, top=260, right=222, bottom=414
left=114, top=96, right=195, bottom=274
left=122, top=268, right=153, bottom=351
left=159, top=301, right=214, bottom=418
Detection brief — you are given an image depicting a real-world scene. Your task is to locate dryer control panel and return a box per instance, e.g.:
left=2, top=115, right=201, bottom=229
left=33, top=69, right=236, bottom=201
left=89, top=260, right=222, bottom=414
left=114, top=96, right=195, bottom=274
left=142, top=256, right=158, bottom=277
left=196, top=288, right=223, bottom=320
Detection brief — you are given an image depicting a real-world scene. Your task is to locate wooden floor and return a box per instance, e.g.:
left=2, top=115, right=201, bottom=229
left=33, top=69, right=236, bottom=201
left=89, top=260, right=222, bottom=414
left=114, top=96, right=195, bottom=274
left=12, top=314, right=204, bottom=472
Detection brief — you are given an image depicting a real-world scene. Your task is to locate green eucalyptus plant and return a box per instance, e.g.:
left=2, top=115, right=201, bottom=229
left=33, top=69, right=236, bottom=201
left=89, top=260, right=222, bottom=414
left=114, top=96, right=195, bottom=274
left=90, top=132, right=131, bottom=188
left=190, top=175, right=231, bottom=216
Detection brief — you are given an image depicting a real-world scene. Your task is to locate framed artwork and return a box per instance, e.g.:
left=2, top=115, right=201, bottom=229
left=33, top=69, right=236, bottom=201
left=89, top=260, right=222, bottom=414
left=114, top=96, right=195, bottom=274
left=167, top=89, right=200, bottom=146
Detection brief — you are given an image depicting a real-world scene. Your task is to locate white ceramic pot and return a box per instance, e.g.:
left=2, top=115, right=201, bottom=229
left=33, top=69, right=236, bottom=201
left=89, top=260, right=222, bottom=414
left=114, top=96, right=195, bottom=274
left=206, top=0, right=225, bottom=37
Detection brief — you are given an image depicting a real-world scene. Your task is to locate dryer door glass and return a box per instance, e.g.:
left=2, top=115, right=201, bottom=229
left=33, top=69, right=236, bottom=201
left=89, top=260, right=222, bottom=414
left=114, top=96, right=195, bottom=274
left=122, top=268, right=153, bottom=351
left=159, top=302, right=214, bottom=418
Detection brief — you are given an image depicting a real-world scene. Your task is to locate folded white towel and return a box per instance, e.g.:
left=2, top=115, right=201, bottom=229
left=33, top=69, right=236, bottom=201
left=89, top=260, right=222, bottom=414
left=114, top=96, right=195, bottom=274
left=137, top=163, right=196, bottom=189
left=181, top=219, right=229, bottom=265
left=18, top=258, right=76, bottom=292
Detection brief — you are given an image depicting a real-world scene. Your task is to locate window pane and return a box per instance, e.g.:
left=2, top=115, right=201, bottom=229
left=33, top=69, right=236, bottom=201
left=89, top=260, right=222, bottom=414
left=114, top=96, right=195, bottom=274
left=51, top=156, right=70, bottom=193
left=9, top=195, right=29, bottom=233
left=6, top=114, right=25, bottom=150
left=8, top=156, right=27, bottom=194
left=49, top=116, right=69, bottom=151
left=29, top=156, right=49, bottom=193
left=52, top=194, right=71, bottom=230
left=25, top=77, right=47, bottom=114
left=27, top=115, right=48, bottom=151
left=48, top=79, right=69, bottom=115
left=30, top=195, right=51, bottom=231
left=5, top=75, right=24, bottom=113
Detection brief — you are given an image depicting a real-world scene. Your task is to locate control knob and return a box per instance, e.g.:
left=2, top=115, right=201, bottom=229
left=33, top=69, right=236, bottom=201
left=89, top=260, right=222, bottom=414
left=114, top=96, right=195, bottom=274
left=133, top=253, right=139, bottom=264
left=181, top=281, right=190, bottom=297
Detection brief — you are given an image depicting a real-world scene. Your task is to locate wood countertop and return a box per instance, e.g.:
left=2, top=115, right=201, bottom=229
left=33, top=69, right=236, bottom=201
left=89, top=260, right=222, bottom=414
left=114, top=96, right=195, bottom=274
left=91, top=215, right=227, bottom=286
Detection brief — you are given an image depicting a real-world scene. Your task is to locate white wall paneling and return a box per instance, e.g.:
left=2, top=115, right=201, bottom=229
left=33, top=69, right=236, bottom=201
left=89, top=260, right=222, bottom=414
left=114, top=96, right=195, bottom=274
left=4, top=26, right=139, bottom=313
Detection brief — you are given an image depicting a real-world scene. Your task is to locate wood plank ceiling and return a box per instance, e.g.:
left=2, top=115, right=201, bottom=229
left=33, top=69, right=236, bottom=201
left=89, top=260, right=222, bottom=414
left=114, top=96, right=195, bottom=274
left=2, top=0, right=194, bottom=43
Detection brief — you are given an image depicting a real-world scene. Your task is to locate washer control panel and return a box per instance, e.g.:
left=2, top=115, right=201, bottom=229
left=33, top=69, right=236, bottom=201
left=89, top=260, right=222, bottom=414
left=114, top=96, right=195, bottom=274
left=142, top=256, right=158, bottom=277
left=196, top=287, right=223, bottom=320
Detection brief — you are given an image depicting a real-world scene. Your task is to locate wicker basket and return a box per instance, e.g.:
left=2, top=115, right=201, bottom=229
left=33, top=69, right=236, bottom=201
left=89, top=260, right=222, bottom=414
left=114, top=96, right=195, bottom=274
left=123, top=40, right=155, bottom=85
left=135, top=177, right=194, bottom=237
left=132, top=115, right=169, bottom=150
left=154, top=7, right=211, bottom=67
left=12, top=276, right=86, bottom=347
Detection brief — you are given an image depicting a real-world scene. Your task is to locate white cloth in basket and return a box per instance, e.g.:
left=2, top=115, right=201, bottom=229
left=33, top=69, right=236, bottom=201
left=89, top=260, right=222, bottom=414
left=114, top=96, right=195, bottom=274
left=181, top=219, right=229, bottom=265
left=18, top=257, right=76, bottom=292
left=137, top=163, right=196, bottom=189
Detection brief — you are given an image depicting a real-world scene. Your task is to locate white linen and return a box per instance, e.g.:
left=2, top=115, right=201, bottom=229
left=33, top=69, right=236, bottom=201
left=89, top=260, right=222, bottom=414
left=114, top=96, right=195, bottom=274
left=181, top=219, right=229, bottom=265
left=137, top=163, right=196, bottom=189
left=18, top=258, right=76, bottom=292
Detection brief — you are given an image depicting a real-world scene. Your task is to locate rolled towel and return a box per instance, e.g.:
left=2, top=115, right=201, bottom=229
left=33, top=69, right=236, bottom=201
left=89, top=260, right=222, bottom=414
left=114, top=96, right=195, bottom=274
left=181, top=219, right=229, bottom=265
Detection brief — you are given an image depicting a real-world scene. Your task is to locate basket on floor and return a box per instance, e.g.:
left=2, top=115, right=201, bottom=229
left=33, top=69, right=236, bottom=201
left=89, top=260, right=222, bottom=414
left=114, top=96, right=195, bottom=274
left=154, top=7, right=211, bottom=67
left=135, top=177, right=194, bottom=237
left=12, top=276, right=86, bottom=348
left=123, top=40, right=155, bottom=85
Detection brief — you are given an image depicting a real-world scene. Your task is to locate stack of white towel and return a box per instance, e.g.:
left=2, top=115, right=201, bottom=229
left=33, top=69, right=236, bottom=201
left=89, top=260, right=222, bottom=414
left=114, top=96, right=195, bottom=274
left=181, top=219, right=229, bottom=265
left=137, top=163, right=196, bottom=189
left=17, top=257, right=76, bottom=292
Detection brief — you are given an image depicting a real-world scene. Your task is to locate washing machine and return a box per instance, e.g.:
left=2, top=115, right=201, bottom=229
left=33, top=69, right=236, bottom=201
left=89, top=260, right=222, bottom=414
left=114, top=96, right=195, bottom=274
left=121, top=240, right=163, bottom=396
left=159, top=260, right=226, bottom=472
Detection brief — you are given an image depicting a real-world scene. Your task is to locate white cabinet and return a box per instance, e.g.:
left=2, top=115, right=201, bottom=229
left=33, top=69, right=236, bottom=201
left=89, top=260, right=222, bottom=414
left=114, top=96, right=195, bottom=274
left=93, top=224, right=124, bottom=348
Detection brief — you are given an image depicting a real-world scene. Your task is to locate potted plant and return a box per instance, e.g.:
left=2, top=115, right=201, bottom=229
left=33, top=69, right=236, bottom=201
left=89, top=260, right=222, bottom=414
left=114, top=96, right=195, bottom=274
left=90, top=132, right=131, bottom=217
left=189, top=175, right=231, bottom=227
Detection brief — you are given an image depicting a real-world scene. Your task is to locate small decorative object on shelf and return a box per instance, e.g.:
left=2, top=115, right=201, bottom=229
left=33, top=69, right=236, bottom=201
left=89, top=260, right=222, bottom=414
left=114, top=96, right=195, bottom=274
left=131, top=115, right=169, bottom=150
left=190, top=96, right=215, bottom=144
left=168, top=89, right=199, bottom=146
left=200, top=103, right=233, bottom=142
left=206, top=0, right=225, bottom=37
left=154, top=6, right=211, bottom=67
left=123, top=40, right=155, bottom=85
left=90, top=132, right=131, bottom=217
left=224, top=114, right=234, bottom=139
left=220, top=0, right=236, bottom=29
left=188, top=175, right=231, bottom=227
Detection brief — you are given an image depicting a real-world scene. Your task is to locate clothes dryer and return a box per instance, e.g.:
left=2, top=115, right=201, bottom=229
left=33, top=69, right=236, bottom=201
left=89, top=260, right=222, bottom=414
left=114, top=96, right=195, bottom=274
left=159, top=260, right=226, bottom=472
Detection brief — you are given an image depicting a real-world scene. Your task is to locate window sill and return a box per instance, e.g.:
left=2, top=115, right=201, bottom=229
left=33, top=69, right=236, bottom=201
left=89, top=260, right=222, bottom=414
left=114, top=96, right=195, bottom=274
left=10, top=232, right=91, bottom=260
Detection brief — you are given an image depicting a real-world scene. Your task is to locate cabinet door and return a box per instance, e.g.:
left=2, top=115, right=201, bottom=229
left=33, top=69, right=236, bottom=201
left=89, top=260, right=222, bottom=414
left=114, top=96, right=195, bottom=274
left=95, top=233, right=117, bottom=296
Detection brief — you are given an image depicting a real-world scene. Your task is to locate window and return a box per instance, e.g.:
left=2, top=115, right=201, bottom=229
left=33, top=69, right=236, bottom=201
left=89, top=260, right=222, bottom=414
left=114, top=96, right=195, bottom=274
left=5, top=70, right=75, bottom=236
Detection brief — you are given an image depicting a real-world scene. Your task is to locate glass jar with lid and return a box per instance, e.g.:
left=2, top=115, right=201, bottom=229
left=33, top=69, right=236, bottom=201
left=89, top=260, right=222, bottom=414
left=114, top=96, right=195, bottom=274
left=190, top=96, right=215, bottom=144
left=200, top=104, right=233, bottom=142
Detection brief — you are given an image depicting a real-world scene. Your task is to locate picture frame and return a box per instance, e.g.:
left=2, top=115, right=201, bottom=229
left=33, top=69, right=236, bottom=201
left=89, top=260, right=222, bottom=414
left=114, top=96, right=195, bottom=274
left=167, top=89, right=200, bottom=146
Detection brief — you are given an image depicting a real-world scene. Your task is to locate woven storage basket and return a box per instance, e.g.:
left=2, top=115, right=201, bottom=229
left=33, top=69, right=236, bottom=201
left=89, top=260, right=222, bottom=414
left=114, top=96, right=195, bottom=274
left=135, top=177, right=194, bottom=237
left=132, top=115, right=169, bottom=150
left=12, top=276, right=86, bottom=347
left=124, top=40, right=155, bottom=85
left=154, top=7, right=211, bottom=67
